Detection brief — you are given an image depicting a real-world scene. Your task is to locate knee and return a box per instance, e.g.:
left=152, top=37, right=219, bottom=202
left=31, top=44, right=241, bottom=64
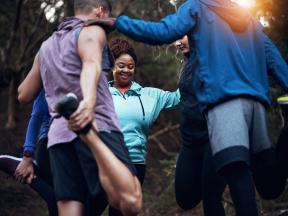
left=218, top=161, right=248, bottom=176
left=258, top=188, right=283, bottom=200
left=175, top=188, right=202, bottom=210
left=110, top=191, right=142, bottom=216
left=120, top=194, right=142, bottom=216
left=175, top=193, right=201, bottom=210
left=174, top=172, right=202, bottom=210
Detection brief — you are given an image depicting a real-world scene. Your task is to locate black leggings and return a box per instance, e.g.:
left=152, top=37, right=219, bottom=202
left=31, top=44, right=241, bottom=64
left=32, top=138, right=58, bottom=216
left=175, top=144, right=226, bottom=215
left=252, top=126, right=288, bottom=200
left=219, top=162, right=258, bottom=216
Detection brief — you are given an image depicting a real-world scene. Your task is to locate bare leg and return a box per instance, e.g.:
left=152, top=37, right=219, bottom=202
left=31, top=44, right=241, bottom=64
left=57, top=201, right=83, bottom=216
left=55, top=94, right=142, bottom=215
left=79, top=128, right=142, bottom=216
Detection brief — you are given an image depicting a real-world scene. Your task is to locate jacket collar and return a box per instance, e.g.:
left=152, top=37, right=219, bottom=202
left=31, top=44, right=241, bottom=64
left=109, top=81, right=142, bottom=96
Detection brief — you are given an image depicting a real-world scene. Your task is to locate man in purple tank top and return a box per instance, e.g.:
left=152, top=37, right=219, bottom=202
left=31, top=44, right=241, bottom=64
left=17, top=0, right=142, bottom=215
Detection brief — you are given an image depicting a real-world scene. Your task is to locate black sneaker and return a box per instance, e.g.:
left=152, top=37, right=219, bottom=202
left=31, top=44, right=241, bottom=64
left=0, top=155, right=22, bottom=176
left=277, top=95, right=288, bottom=130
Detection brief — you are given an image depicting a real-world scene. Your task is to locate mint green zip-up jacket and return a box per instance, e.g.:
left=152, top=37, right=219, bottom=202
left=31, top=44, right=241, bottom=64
left=109, top=81, right=180, bottom=164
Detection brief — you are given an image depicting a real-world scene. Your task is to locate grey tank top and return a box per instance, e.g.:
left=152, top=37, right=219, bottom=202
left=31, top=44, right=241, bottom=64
left=39, top=17, right=120, bottom=148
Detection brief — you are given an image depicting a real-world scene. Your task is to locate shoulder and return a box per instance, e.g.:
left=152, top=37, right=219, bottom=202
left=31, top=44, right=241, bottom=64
left=79, top=25, right=106, bottom=44
left=181, top=0, right=200, bottom=12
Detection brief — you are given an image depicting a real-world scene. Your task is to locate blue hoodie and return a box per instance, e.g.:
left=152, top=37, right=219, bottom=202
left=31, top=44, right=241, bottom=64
left=109, top=81, right=180, bottom=164
left=116, top=0, right=288, bottom=111
left=23, top=89, right=51, bottom=154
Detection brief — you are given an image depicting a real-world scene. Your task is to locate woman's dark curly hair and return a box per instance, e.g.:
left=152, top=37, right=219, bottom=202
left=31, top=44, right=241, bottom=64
left=109, top=37, right=138, bottom=64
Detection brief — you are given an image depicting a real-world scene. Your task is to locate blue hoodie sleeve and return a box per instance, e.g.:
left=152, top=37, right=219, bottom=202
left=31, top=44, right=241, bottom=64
left=263, top=33, right=288, bottom=92
left=23, top=89, right=49, bottom=154
left=145, top=88, right=180, bottom=122
left=115, top=0, right=197, bottom=45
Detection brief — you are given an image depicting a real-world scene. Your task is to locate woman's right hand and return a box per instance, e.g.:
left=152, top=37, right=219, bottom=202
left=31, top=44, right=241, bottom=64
left=14, top=157, right=35, bottom=184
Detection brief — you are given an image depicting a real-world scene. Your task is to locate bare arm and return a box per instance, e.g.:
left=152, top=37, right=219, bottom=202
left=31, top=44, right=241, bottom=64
left=68, top=25, right=142, bottom=215
left=18, top=53, right=42, bottom=104
left=68, top=25, right=106, bottom=130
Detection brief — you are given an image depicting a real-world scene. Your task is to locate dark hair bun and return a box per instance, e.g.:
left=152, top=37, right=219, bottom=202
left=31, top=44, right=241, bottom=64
left=109, top=37, right=138, bottom=64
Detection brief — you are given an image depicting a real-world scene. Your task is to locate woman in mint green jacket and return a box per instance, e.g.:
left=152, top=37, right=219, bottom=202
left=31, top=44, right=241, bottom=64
left=109, top=37, right=180, bottom=186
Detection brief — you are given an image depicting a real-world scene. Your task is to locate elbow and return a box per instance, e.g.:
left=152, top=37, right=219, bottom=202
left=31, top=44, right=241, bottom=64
left=18, top=87, right=32, bottom=104
left=18, top=94, right=31, bottom=104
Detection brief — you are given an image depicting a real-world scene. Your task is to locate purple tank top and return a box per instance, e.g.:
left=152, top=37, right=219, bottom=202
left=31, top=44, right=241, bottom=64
left=39, top=17, right=120, bottom=148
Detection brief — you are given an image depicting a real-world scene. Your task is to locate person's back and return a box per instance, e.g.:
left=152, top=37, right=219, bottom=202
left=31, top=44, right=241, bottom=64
left=39, top=17, right=120, bottom=147
left=115, top=0, right=288, bottom=110
left=187, top=0, right=274, bottom=110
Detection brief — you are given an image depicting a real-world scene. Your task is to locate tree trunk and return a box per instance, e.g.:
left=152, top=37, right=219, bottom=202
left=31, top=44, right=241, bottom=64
left=64, top=0, right=74, bottom=16
left=113, top=0, right=136, bottom=16
left=5, top=77, right=17, bottom=129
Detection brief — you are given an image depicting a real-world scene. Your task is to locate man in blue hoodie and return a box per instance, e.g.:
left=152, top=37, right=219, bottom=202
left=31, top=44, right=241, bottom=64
left=95, top=0, right=288, bottom=215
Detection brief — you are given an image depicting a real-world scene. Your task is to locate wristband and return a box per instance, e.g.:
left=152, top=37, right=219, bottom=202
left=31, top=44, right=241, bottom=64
left=23, top=150, right=34, bottom=158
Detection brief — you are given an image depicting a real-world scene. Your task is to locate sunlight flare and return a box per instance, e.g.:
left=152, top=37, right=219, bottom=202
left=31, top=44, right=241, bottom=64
left=232, top=0, right=256, bottom=8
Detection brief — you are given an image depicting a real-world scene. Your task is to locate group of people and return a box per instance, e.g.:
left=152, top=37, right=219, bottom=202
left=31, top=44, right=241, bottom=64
left=1, top=0, right=288, bottom=215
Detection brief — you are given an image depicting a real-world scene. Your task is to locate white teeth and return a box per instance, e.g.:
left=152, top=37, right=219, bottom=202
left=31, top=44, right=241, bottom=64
left=120, top=73, right=129, bottom=78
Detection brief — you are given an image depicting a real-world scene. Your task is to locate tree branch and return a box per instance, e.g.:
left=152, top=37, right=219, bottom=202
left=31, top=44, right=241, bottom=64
left=150, top=137, right=175, bottom=156
left=19, top=8, right=46, bottom=63
left=148, top=123, right=179, bottom=156
left=148, top=123, right=179, bottom=139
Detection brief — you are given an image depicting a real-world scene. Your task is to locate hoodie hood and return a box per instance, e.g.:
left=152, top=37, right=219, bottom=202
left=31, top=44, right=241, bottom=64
left=199, top=0, right=251, bottom=32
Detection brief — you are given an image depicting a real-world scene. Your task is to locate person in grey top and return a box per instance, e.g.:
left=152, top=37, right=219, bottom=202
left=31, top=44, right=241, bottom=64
left=17, top=0, right=142, bottom=215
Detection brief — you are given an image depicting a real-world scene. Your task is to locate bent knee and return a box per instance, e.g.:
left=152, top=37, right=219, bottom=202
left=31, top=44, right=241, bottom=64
left=122, top=193, right=142, bottom=215
left=110, top=193, right=142, bottom=216
left=176, top=196, right=200, bottom=210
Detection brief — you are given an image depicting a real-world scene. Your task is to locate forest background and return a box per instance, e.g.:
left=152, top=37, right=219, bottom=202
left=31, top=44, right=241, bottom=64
left=0, top=0, right=287, bottom=215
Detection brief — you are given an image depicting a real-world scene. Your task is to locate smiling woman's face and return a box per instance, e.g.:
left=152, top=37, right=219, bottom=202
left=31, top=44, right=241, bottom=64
left=113, top=54, right=136, bottom=88
left=174, top=36, right=189, bottom=54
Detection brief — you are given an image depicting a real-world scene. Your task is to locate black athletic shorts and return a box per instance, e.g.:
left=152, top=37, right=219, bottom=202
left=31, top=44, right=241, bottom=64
left=35, top=137, right=53, bottom=186
left=49, top=131, right=135, bottom=203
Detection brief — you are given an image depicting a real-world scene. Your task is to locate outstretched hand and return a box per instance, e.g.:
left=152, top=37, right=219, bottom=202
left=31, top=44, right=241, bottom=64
left=84, top=18, right=116, bottom=34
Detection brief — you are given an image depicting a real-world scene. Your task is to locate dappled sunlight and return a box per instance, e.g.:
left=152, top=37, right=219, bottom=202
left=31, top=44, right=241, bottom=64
left=232, top=0, right=256, bottom=8
left=259, top=16, right=270, bottom=27
left=41, top=0, right=64, bottom=23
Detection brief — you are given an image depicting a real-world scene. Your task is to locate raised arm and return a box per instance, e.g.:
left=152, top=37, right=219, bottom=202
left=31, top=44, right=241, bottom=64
left=146, top=88, right=181, bottom=122
left=115, top=0, right=197, bottom=45
left=18, top=53, right=42, bottom=104
left=154, top=88, right=181, bottom=110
